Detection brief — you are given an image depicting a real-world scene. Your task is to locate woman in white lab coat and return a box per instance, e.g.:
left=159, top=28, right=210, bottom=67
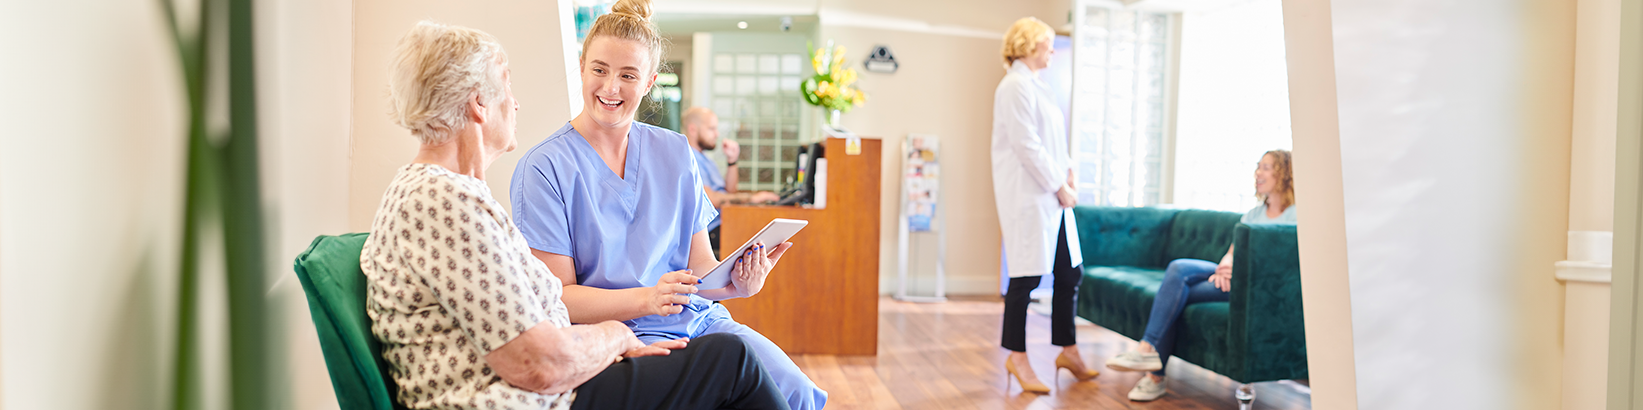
left=991, top=16, right=1096, bottom=395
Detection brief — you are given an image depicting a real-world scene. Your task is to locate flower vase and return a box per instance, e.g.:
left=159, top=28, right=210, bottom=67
left=827, top=109, right=841, bottom=129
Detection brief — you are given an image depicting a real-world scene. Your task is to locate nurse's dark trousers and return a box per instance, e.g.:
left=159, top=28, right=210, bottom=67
left=1001, top=219, right=1083, bottom=352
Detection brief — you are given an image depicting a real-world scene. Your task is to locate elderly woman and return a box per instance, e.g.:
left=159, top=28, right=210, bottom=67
left=508, top=1, right=826, bottom=409
left=992, top=16, right=1099, bottom=395
left=360, top=21, right=788, bottom=410
left=1104, top=150, right=1298, bottom=401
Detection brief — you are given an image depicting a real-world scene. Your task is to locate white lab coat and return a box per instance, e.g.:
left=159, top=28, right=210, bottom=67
left=991, top=60, right=1083, bottom=278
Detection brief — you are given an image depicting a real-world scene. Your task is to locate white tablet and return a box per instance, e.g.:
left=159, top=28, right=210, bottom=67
left=698, top=218, right=809, bottom=290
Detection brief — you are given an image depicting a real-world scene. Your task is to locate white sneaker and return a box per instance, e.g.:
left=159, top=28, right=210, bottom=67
left=1105, top=351, right=1163, bottom=372
left=1128, top=376, right=1167, bottom=401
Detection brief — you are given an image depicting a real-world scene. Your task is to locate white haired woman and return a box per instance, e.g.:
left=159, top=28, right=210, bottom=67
left=992, top=16, right=1100, bottom=395
left=360, top=21, right=789, bottom=410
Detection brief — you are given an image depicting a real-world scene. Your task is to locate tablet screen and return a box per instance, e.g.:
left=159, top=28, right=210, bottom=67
left=698, top=218, right=809, bottom=290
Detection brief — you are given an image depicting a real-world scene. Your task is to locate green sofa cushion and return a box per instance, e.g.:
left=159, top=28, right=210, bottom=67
left=1075, top=265, right=1231, bottom=375
left=1177, top=302, right=1232, bottom=376
left=1072, top=206, right=1179, bottom=269
left=1162, top=210, right=1243, bottom=263
left=293, top=233, right=407, bottom=410
left=1076, top=265, right=1167, bottom=341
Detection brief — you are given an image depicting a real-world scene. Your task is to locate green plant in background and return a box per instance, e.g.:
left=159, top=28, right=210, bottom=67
left=800, top=41, right=868, bottom=118
left=158, top=0, right=273, bottom=409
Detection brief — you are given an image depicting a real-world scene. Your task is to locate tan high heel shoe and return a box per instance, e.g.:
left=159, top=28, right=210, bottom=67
left=1006, top=357, right=1052, bottom=394
left=1056, top=352, right=1100, bottom=381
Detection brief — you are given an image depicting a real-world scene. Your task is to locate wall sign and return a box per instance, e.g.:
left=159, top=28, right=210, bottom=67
left=864, top=45, right=899, bottom=74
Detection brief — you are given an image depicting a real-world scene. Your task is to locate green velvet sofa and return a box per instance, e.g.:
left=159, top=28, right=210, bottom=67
left=1071, top=206, right=1307, bottom=384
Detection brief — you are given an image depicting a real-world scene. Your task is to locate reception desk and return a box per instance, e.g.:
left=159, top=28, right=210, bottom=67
left=717, top=137, right=880, bottom=356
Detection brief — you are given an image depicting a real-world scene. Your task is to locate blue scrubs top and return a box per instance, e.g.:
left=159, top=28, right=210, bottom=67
left=510, top=122, right=719, bottom=332
left=692, top=149, right=727, bottom=231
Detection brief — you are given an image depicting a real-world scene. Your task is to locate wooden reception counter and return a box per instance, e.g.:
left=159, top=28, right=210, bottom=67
left=717, top=137, right=880, bottom=356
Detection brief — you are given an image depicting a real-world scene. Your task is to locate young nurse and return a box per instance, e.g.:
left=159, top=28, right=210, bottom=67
left=507, top=0, right=826, bottom=409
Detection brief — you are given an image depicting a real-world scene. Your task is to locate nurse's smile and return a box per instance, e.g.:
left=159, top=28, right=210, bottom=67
left=577, top=36, right=655, bottom=130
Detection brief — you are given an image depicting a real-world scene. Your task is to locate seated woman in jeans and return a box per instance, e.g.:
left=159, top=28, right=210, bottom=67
left=1103, top=150, right=1297, bottom=402
left=360, top=21, right=787, bottom=410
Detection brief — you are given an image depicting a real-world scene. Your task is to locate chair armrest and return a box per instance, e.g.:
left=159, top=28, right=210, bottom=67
left=1227, top=223, right=1308, bottom=382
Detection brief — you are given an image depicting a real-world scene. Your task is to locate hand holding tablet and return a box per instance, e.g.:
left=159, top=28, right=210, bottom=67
left=699, top=219, right=808, bottom=291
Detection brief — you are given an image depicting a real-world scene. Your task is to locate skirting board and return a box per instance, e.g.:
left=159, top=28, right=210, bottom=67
left=880, top=275, right=1007, bottom=296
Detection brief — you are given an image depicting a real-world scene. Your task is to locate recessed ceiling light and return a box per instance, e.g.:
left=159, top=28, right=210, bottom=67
left=737, top=21, right=748, bottom=29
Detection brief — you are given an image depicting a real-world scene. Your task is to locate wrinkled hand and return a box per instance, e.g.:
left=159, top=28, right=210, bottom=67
left=727, top=242, right=793, bottom=299
left=644, top=270, right=700, bottom=316
left=722, top=140, right=741, bottom=163
left=750, top=191, right=781, bottom=204
left=623, top=338, right=690, bottom=358
left=1210, top=262, right=1233, bottom=292
left=606, top=322, right=645, bottom=365
left=1056, top=185, right=1077, bottom=208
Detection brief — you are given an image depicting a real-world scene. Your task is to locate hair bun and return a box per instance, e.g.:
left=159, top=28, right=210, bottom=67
left=610, top=0, right=654, bottom=21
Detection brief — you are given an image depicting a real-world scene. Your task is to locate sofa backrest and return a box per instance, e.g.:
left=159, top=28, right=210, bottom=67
left=1161, top=209, right=1245, bottom=264
left=1072, top=206, right=1180, bottom=269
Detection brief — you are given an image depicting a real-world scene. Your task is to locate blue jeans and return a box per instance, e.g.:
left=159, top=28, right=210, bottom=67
left=1141, top=258, right=1231, bottom=376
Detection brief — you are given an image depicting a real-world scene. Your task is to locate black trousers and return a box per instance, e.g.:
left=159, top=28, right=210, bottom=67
left=1001, top=219, right=1082, bottom=352
left=570, top=333, right=790, bottom=410
left=708, top=226, right=721, bottom=255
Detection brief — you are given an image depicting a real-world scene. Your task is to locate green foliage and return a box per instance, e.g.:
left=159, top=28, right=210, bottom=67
left=158, top=0, right=272, bottom=408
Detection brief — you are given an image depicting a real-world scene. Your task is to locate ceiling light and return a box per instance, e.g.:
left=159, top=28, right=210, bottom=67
left=737, top=21, right=748, bottom=29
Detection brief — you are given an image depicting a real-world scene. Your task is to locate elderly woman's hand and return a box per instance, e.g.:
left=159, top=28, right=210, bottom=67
left=726, top=242, right=792, bottom=299
left=622, top=338, right=690, bottom=358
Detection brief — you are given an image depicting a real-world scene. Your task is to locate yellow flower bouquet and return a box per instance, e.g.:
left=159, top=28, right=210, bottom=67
left=800, top=41, right=867, bottom=115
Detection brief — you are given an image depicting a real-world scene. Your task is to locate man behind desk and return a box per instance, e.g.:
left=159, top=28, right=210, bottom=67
left=683, top=107, right=780, bottom=249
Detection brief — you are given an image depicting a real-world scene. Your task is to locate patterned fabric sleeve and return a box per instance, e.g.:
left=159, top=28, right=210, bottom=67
left=427, top=182, right=550, bottom=355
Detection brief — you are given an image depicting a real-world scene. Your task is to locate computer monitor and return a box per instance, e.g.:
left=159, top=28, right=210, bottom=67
left=775, top=141, right=825, bottom=206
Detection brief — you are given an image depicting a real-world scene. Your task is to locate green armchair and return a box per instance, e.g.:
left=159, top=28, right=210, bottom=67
left=292, top=233, right=408, bottom=410
left=1071, top=206, right=1307, bottom=385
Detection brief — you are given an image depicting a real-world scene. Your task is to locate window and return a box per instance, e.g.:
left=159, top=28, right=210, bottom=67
left=1169, top=0, right=1293, bottom=212
left=1070, top=3, right=1174, bottom=207
left=710, top=52, right=807, bottom=192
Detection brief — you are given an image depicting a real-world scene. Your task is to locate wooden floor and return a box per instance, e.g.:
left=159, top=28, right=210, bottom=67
left=790, top=297, right=1312, bottom=410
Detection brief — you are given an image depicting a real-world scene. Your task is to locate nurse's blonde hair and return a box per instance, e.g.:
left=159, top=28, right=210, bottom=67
left=1001, top=17, right=1053, bottom=69
left=582, top=0, right=668, bottom=76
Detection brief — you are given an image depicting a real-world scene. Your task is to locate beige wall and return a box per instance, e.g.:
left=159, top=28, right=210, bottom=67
left=820, top=28, right=1007, bottom=294
left=259, top=0, right=355, bottom=408
left=816, top=2, right=1067, bottom=295
left=1564, top=0, right=1622, bottom=409
left=349, top=0, right=579, bottom=232
left=826, top=0, right=1068, bottom=33
left=1516, top=4, right=1577, bottom=409
left=0, top=1, right=187, bottom=408
left=1279, top=0, right=1359, bottom=408
left=1568, top=281, right=1612, bottom=410
left=1573, top=0, right=1622, bottom=234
